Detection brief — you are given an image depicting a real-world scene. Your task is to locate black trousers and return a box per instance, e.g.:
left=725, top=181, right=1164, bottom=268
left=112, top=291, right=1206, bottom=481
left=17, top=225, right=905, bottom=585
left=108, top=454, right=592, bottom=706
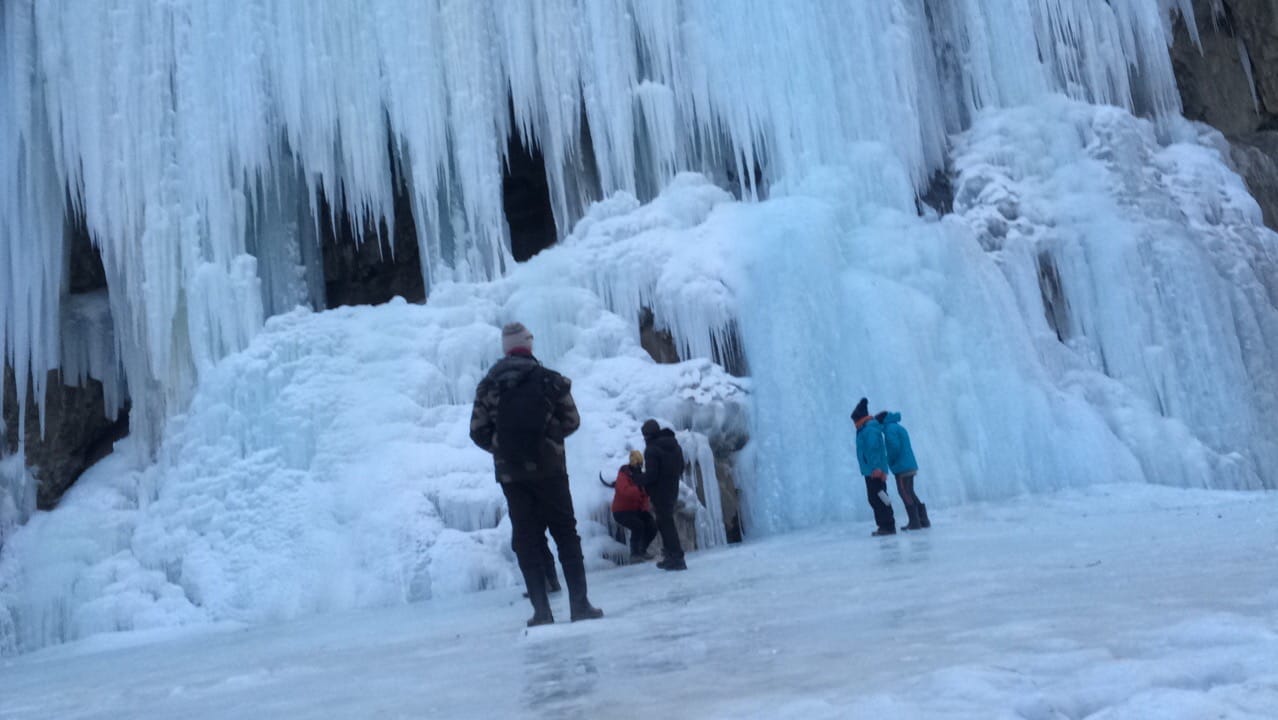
left=502, top=477, right=588, bottom=610
left=896, top=472, right=922, bottom=507
left=864, top=475, right=896, bottom=530
left=511, top=534, right=558, bottom=583
left=613, top=510, right=657, bottom=555
left=651, top=498, right=684, bottom=561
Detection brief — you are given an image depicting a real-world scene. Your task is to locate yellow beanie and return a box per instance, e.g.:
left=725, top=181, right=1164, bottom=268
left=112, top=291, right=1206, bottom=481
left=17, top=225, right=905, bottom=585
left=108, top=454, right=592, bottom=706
left=628, top=450, right=644, bottom=466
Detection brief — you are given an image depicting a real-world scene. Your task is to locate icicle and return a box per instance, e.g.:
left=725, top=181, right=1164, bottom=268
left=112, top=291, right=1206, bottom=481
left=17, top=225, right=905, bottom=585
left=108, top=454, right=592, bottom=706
left=679, top=431, right=727, bottom=550
left=0, top=0, right=1215, bottom=454
left=1238, top=37, right=1261, bottom=116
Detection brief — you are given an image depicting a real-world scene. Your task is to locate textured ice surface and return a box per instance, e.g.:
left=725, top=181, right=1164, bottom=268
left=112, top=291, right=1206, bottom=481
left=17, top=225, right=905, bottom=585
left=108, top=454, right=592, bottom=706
left=1, top=484, right=1274, bottom=719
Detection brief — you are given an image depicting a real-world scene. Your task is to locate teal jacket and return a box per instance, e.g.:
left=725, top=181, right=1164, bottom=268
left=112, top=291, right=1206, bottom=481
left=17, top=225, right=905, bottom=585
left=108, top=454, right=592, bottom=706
left=855, top=419, right=889, bottom=477
left=880, top=412, right=918, bottom=475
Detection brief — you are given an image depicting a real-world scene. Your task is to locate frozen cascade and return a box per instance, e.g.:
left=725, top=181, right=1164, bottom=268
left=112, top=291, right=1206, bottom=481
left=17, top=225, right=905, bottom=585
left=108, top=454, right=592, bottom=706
left=679, top=431, right=728, bottom=551
left=0, top=455, right=34, bottom=549
left=1, top=0, right=1198, bottom=452
left=0, top=200, right=749, bottom=652
left=59, top=292, right=128, bottom=422
left=7, top=0, right=1278, bottom=656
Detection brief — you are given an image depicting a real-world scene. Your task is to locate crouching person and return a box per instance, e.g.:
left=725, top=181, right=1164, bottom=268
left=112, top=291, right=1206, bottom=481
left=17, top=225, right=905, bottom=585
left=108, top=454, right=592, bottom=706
left=600, top=450, right=657, bottom=561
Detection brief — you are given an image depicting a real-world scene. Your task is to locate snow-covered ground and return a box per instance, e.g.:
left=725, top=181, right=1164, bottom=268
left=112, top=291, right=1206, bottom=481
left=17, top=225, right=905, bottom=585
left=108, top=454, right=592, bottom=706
left=3, top=484, right=1274, bottom=719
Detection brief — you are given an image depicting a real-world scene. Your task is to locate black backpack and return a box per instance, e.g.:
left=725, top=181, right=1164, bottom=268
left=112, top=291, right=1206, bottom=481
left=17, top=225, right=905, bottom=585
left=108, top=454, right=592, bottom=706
left=495, top=367, right=554, bottom=465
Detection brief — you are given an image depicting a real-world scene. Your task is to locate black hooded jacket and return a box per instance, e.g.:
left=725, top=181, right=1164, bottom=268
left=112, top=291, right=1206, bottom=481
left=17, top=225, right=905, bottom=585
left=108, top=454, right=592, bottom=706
left=638, top=428, right=684, bottom=509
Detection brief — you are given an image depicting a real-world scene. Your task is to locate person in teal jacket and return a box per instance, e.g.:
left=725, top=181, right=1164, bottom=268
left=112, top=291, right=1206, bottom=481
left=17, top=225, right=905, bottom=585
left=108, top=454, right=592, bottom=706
left=877, top=411, right=930, bottom=530
left=852, top=398, right=896, bottom=536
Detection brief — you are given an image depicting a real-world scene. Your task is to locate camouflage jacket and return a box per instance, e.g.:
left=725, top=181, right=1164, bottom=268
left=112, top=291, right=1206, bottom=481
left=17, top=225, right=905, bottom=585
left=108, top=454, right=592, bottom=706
left=469, top=354, right=580, bottom=484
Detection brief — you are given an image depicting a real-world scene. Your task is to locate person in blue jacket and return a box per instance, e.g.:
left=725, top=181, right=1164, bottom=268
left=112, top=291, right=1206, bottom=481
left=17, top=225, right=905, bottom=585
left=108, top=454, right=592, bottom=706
left=876, top=410, right=930, bottom=530
left=852, top=397, right=896, bottom=536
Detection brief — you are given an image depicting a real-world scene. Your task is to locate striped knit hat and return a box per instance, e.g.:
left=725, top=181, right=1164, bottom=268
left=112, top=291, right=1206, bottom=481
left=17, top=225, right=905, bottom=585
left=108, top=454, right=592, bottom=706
left=501, top=322, right=534, bottom=355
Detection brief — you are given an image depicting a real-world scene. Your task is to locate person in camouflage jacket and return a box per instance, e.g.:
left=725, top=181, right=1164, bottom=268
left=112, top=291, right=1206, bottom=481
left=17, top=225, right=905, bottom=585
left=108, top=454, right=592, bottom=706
left=470, top=322, right=602, bottom=626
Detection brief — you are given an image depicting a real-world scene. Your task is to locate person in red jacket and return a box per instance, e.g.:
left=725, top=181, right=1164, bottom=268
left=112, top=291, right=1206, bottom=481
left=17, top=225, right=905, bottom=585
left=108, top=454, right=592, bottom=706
left=600, top=450, right=658, bottom=561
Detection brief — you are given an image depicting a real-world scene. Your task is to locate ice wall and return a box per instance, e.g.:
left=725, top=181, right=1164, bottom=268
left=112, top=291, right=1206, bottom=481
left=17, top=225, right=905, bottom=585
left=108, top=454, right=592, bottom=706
left=0, top=179, right=747, bottom=655
left=1, top=0, right=1198, bottom=453
left=7, top=0, right=1278, bottom=655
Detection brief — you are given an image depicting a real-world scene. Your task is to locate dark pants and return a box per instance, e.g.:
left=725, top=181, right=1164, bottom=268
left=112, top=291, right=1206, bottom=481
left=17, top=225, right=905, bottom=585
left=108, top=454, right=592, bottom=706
left=865, top=475, right=896, bottom=531
left=613, top=510, right=657, bottom=555
left=651, top=497, right=684, bottom=561
left=511, top=535, right=559, bottom=585
left=896, top=472, right=922, bottom=506
left=502, top=477, right=589, bottom=613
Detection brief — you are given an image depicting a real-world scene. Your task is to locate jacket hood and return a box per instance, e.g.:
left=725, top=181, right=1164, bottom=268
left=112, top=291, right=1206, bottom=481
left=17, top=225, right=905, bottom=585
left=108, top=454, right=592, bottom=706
left=881, top=412, right=902, bottom=425
left=491, top=353, right=540, bottom=387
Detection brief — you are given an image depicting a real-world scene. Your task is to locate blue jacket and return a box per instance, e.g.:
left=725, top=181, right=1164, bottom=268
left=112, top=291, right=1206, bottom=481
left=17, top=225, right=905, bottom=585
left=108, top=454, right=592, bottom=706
left=880, top=412, right=918, bottom=475
left=855, top=419, right=889, bottom=477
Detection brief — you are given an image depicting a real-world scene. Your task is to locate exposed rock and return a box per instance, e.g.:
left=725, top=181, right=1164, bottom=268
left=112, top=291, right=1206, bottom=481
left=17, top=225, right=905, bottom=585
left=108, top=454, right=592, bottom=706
left=1231, top=132, right=1278, bottom=227
left=319, top=184, right=426, bottom=308
left=3, top=365, right=129, bottom=510
left=503, top=135, right=558, bottom=262
left=1226, top=0, right=1278, bottom=120
left=638, top=307, right=681, bottom=365
left=1173, top=1, right=1278, bottom=231
left=715, top=457, right=743, bottom=543
left=1171, top=1, right=1271, bottom=135
left=67, top=213, right=108, bottom=294
left=918, top=169, right=954, bottom=217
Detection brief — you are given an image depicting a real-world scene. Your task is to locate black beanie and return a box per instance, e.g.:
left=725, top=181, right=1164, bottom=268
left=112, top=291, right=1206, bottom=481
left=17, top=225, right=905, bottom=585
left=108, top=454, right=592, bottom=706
left=641, top=419, right=661, bottom=438
left=851, top=397, right=869, bottom=423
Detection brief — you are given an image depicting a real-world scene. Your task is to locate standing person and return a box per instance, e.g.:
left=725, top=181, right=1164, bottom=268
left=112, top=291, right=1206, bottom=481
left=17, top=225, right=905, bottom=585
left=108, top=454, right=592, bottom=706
left=876, top=411, right=930, bottom=530
left=852, top=397, right=896, bottom=536
left=636, top=419, right=687, bottom=571
left=470, top=322, right=603, bottom=627
left=600, top=450, right=657, bottom=561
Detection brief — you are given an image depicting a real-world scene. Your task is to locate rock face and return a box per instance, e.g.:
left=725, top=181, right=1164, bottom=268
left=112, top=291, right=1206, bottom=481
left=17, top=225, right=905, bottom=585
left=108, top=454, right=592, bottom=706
left=3, top=367, right=129, bottom=510
left=1231, top=133, right=1278, bottom=227
left=319, top=186, right=426, bottom=308
left=1172, top=0, right=1278, bottom=229
left=2, top=220, right=129, bottom=510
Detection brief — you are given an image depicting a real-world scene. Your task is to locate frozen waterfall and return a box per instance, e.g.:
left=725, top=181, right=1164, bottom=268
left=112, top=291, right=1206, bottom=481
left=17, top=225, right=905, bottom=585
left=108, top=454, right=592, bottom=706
left=3, top=0, right=1277, bottom=654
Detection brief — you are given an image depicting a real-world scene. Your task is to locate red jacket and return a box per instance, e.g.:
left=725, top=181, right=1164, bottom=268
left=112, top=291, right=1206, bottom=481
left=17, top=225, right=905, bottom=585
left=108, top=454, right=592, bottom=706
left=610, top=465, right=650, bottom=513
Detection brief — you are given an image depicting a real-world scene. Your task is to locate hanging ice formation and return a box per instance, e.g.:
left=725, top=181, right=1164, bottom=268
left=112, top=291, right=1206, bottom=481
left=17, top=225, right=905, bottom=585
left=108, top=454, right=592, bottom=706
left=5, top=0, right=1278, bottom=655
left=0, top=0, right=1206, bottom=453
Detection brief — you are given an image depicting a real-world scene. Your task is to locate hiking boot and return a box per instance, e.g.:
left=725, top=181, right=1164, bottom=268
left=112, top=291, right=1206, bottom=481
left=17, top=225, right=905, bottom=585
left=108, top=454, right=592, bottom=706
left=570, top=603, right=604, bottom=622
left=657, top=557, right=687, bottom=571
left=917, top=503, right=931, bottom=528
left=526, top=610, right=555, bottom=627
left=871, top=527, right=896, bottom=537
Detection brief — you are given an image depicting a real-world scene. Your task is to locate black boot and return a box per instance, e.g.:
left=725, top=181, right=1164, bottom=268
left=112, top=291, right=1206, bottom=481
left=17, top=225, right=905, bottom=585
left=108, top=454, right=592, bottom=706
left=521, top=568, right=554, bottom=627
left=560, top=556, right=604, bottom=622
left=871, top=526, right=896, bottom=537
left=917, top=503, right=931, bottom=528
left=657, top=557, right=687, bottom=571
left=901, top=504, right=923, bottom=531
